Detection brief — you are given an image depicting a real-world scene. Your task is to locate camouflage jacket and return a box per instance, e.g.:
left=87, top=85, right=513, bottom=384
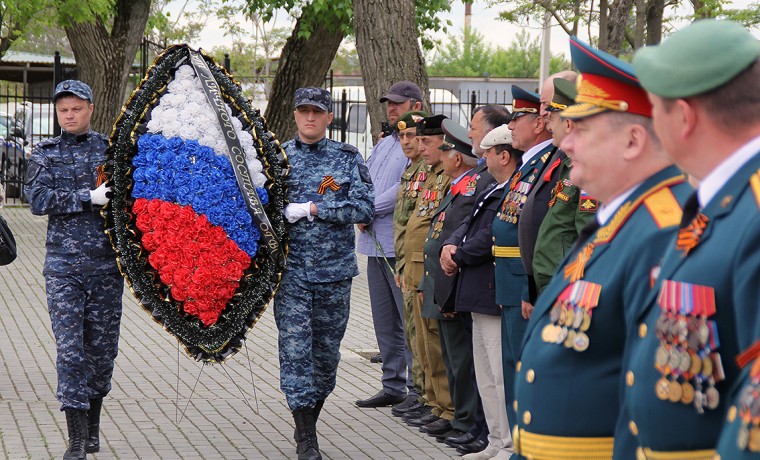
left=282, top=136, right=374, bottom=283
left=25, top=130, right=119, bottom=276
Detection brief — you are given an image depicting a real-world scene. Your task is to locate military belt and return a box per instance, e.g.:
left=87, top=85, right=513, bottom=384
left=514, top=427, right=613, bottom=459
left=492, top=245, right=521, bottom=258
left=635, top=446, right=716, bottom=460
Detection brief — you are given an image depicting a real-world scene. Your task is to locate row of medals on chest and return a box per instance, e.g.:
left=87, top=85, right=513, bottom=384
left=541, top=281, right=601, bottom=352
left=653, top=282, right=724, bottom=413
left=416, top=175, right=446, bottom=217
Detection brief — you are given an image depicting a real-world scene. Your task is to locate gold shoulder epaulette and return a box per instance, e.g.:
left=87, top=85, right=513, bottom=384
left=643, top=187, right=682, bottom=229
left=750, top=168, right=760, bottom=209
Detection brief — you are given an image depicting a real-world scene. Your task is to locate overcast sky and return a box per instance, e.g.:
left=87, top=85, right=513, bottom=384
left=168, top=0, right=759, bottom=58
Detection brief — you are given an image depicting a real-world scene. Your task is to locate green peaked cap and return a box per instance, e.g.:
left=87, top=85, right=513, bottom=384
left=633, top=19, right=760, bottom=98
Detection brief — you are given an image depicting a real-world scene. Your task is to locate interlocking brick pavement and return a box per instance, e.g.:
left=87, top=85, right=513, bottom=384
left=0, top=206, right=460, bottom=459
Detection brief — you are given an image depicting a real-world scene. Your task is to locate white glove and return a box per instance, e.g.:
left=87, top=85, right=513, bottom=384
left=284, top=202, right=314, bottom=223
left=89, top=183, right=111, bottom=206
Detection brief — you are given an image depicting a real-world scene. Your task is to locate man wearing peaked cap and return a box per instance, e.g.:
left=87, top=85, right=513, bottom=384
left=622, top=20, right=760, bottom=460
left=401, top=113, right=456, bottom=435
left=263, top=86, right=374, bottom=459
left=531, top=76, right=598, bottom=294
left=355, top=81, right=423, bottom=412
left=519, top=72, right=580, bottom=310
left=487, top=84, right=552, bottom=444
left=417, top=117, right=496, bottom=444
left=25, top=80, right=124, bottom=460
left=510, top=37, right=694, bottom=460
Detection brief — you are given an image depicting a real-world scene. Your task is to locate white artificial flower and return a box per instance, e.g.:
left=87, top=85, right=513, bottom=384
left=145, top=64, right=267, bottom=186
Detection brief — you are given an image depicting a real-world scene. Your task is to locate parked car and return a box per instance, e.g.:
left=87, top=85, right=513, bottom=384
left=328, top=86, right=470, bottom=158
left=0, top=112, right=27, bottom=199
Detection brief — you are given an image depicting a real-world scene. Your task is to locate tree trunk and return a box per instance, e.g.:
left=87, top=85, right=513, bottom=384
left=606, top=0, right=635, bottom=55
left=263, top=16, right=343, bottom=142
left=646, top=0, right=665, bottom=45
left=598, top=0, right=609, bottom=52
left=64, top=0, right=151, bottom=134
left=634, top=0, right=647, bottom=48
left=354, top=0, right=430, bottom=140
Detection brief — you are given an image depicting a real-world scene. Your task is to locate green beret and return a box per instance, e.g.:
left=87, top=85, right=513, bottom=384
left=633, top=19, right=760, bottom=98
left=395, top=110, right=429, bottom=131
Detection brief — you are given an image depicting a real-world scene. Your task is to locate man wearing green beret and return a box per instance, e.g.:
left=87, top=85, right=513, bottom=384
left=621, top=19, right=760, bottom=459
left=391, top=110, right=429, bottom=419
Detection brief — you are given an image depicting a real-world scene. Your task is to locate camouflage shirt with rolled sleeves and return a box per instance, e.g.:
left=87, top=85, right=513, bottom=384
left=393, top=158, right=427, bottom=278
left=282, top=136, right=374, bottom=283
left=25, top=130, right=119, bottom=276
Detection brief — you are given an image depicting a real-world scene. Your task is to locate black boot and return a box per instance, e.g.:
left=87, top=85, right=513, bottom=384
left=292, top=408, right=322, bottom=460
left=63, top=409, right=88, bottom=460
left=294, top=400, right=326, bottom=440
left=86, top=398, right=103, bottom=453
left=313, top=400, right=325, bottom=423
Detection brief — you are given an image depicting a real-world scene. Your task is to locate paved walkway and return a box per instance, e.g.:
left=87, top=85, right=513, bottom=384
left=0, top=206, right=460, bottom=459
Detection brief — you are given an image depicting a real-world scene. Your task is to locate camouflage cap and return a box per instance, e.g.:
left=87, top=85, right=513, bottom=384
left=395, top=110, right=429, bottom=131
left=294, top=87, right=332, bottom=112
left=633, top=19, right=760, bottom=99
left=53, top=80, right=93, bottom=103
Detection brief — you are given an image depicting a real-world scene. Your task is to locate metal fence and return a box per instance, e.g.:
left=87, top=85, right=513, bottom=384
left=0, top=85, right=56, bottom=205
left=326, top=85, right=515, bottom=159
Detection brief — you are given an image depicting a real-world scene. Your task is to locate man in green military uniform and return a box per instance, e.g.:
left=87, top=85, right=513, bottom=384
left=401, top=115, right=454, bottom=431
left=418, top=119, right=495, bottom=442
left=391, top=110, right=429, bottom=418
left=511, top=37, right=692, bottom=460
left=621, top=19, right=760, bottom=459
left=532, top=78, right=598, bottom=294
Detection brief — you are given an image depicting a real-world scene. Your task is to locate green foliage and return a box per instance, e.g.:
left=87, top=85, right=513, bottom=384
left=330, top=36, right=361, bottom=75
left=427, top=29, right=570, bottom=78
left=54, top=0, right=116, bottom=28
left=720, top=2, right=760, bottom=28
left=241, top=0, right=450, bottom=46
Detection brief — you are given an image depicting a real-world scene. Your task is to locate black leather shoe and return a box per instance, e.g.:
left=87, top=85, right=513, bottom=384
left=402, top=405, right=431, bottom=421
left=444, top=431, right=476, bottom=447
left=456, top=439, right=488, bottom=455
left=369, top=353, right=382, bottom=363
left=391, top=395, right=421, bottom=416
left=355, top=390, right=405, bottom=408
left=406, top=413, right=439, bottom=427
left=435, top=429, right=464, bottom=443
left=422, top=418, right=452, bottom=435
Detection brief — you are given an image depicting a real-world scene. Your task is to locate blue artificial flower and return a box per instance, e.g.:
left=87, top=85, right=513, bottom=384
left=132, top=134, right=269, bottom=258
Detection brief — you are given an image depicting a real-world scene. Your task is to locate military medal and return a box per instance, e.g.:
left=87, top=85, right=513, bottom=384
left=681, top=382, right=695, bottom=404
left=735, top=343, right=760, bottom=452
left=668, top=379, right=683, bottom=403
left=543, top=281, right=600, bottom=353
left=655, top=377, right=671, bottom=400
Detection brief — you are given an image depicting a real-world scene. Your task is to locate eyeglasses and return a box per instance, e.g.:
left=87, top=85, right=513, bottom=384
left=398, top=132, right=416, bottom=140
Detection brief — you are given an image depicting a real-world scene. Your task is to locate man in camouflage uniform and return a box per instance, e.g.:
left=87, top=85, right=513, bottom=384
left=276, top=87, right=374, bottom=460
left=401, top=114, right=454, bottom=432
left=25, top=80, right=122, bottom=460
left=391, top=110, right=429, bottom=418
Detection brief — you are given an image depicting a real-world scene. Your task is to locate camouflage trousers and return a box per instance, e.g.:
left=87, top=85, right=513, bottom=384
left=46, top=273, right=123, bottom=411
left=274, top=272, right=351, bottom=411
